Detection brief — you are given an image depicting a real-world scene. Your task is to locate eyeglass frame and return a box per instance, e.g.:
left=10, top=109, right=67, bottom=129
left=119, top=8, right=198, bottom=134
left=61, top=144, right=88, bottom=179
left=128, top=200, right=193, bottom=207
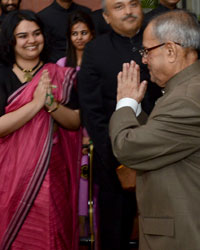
left=139, top=42, right=181, bottom=58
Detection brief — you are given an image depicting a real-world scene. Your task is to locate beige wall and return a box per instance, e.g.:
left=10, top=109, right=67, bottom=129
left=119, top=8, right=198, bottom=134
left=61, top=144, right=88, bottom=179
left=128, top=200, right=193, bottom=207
left=20, top=0, right=102, bottom=12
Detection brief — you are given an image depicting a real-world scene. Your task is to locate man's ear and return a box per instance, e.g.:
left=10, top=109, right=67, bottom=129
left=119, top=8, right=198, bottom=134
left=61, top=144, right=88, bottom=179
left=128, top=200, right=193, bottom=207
left=103, top=11, right=110, bottom=24
left=165, top=42, right=177, bottom=63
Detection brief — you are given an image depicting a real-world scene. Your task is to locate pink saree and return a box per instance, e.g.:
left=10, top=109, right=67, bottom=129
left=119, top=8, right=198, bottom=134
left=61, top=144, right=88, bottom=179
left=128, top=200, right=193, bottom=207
left=0, top=63, right=82, bottom=250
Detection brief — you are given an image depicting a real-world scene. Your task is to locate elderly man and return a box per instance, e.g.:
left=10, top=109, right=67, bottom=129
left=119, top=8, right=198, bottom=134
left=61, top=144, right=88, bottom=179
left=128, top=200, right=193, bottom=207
left=38, top=0, right=91, bottom=62
left=110, top=10, right=200, bottom=250
left=0, top=0, right=21, bottom=24
left=78, top=0, right=161, bottom=249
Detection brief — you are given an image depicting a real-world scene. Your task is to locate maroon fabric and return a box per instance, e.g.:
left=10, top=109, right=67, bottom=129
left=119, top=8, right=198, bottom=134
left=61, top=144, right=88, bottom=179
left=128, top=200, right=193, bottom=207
left=0, top=63, right=82, bottom=250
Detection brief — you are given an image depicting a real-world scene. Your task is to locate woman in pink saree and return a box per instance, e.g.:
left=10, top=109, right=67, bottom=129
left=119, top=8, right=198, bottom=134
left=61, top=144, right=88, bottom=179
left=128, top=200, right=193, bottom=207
left=0, top=10, right=81, bottom=250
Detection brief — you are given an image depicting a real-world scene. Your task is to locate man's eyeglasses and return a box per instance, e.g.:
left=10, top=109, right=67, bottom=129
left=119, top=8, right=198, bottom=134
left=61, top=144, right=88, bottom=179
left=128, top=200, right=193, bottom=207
left=139, top=42, right=181, bottom=58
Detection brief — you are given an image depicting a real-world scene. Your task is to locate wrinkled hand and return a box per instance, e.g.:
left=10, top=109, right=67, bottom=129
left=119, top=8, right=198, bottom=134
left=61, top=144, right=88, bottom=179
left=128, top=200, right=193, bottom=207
left=117, top=60, right=147, bottom=103
left=33, top=70, right=51, bottom=108
left=116, top=165, right=136, bottom=191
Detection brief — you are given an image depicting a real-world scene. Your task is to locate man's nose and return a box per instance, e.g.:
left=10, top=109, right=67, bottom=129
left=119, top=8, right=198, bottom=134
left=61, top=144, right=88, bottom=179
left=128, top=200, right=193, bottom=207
left=124, top=4, right=132, bottom=15
left=8, top=0, right=14, bottom=4
left=142, top=56, right=147, bottom=64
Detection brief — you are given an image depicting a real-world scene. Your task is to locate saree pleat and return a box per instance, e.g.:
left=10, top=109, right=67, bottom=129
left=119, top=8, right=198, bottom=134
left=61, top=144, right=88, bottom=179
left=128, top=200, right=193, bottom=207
left=0, top=63, right=81, bottom=250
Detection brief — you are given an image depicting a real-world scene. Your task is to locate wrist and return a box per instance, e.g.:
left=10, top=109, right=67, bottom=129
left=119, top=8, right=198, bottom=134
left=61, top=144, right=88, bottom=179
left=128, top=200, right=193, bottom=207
left=47, top=101, right=60, bottom=113
left=31, top=98, right=44, bottom=111
left=46, top=93, right=54, bottom=106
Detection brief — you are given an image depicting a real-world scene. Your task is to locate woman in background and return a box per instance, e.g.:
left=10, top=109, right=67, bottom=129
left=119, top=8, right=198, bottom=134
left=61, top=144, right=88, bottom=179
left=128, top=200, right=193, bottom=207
left=57, top=10, right=94, bottom=70
left=57, top=10, right=96, bottom=240
left=57, top=10, right=95, bottom=153
left=0, top=10, right=81, bottom=250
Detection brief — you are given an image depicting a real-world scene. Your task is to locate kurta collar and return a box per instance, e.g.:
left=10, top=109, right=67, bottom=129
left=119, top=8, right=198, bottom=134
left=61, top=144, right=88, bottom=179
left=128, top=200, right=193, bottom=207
left=111, top=29, right=143, bottom=44
left=163, top=60, right=200, bottom=94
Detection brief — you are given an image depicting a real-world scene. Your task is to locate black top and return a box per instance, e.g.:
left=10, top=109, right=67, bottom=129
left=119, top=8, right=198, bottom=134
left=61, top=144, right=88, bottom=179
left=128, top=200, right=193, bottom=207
left=0, top=65, right=78, bottom=116
left=78, top=30, right=161, bottom=172
left=38, top=1, right=91, bottom=62
left=0, top=66, right=25, bottom=116
left=91, top=9, right=112, bottom=36
left=143, top=4, right=177, bottom=28
left=0, top=13, right=6, bottom=26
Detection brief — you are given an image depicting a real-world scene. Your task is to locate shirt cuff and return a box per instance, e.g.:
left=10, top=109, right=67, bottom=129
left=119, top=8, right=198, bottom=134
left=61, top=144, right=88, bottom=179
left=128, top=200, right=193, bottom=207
left=116, top=98, right=141, bottom=117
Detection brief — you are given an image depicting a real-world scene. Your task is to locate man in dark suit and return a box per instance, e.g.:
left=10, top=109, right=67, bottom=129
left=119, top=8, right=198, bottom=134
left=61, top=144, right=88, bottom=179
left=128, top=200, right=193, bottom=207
left=78, top=0, right=161, bottom=249
left=110, top=10, right=200, bottom=250
left=143, top=0, right=181, bottom=27
left=38, top=0, right=91, bottom=62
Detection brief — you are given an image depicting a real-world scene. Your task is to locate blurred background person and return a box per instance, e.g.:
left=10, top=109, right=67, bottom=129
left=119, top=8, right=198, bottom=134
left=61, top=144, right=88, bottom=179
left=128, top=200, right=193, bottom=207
left=38, top=0, right=91, bottom=62
left=0, top=0, right=21, bottom=24
left=56, top=10, right=94, bottom=156
left=57, top=10, right=94, bottom=69
left=56, top=9, right=95, bottom=238
left=143, top=0, right=181, bottom=27
left=0, top=10, right=81, bottom=250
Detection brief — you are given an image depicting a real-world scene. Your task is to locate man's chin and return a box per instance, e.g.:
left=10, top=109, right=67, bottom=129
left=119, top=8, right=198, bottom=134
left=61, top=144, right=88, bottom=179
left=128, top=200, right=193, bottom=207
left=3, top=5, right=18, bottom=12
left=149, top=73, right=154, bottom=83
left=150, top=74, right=159, bottom=86
left=7, top=7, right=16, bottom=12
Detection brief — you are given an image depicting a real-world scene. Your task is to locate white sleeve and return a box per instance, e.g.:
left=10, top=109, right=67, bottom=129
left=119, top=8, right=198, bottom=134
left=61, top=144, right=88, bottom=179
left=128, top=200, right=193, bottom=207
left=116, top=98, right=141, bottom=117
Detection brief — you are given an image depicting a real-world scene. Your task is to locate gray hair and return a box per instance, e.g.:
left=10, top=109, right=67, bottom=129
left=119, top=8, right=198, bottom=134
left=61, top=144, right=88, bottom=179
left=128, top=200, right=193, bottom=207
left=150, top=10, right=200, bottom=50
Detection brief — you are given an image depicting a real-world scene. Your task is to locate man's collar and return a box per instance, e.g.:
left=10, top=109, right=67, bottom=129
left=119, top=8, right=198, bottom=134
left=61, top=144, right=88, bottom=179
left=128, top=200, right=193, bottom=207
left=164, top=60, right=200, bottom=94
left=111, top=28, right=142, bottom=40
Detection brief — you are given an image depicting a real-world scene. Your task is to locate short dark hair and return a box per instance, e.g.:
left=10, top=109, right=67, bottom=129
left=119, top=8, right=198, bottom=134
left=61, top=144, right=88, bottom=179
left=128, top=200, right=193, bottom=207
left=65, top=10, right=95, bottom=68
left=0, top=9, right=49, bottom=65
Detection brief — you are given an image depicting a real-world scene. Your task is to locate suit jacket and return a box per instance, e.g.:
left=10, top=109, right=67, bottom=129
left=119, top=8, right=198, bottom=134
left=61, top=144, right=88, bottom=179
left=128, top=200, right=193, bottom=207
left=109, top=60, right=200, bottom=250
left=78, top=30, right=161, bottom=188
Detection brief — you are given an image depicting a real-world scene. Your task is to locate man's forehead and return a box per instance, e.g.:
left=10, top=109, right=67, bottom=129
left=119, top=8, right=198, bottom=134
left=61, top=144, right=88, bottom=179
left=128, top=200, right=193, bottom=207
left=106, top=0, right=139, bottom=6
left=143, top=24, right=156, bottom=45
